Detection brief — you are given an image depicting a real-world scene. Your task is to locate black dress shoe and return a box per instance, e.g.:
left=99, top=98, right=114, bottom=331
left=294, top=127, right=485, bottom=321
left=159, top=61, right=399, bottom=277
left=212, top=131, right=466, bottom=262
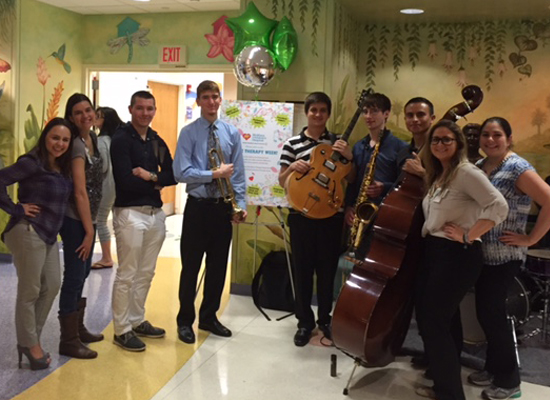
left=178, top=325, right=196, bottom=344
left=198, top=320, right=232, bottom=337
left=318, top=324, right=332, bottom=340
left=294, top=328, right=311, bottom=347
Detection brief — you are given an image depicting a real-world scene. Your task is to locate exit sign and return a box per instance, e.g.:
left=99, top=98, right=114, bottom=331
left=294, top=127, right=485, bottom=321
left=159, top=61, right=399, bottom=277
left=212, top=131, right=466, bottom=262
left=159, top=45, right=187, bottom=67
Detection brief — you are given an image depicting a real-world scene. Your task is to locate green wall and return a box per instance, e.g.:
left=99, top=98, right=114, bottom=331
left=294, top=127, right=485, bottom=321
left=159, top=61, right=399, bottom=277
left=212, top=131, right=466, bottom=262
left=18, top=0, right=83, bottom=153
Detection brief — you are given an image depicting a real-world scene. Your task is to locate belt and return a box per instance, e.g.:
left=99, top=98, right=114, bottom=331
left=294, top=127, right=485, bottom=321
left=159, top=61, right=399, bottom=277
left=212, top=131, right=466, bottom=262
left=122, top=205, right=162, bottom=215
left=188, top=195, right=226, bottom=204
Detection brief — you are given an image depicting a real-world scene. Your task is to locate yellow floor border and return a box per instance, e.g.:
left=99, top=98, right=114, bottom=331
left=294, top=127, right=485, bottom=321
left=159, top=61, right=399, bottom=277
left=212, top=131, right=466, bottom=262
left=14, top=257, right=230, bottom=400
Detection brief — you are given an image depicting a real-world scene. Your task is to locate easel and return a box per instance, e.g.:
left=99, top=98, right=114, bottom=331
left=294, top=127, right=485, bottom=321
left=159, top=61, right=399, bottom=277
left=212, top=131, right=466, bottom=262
left=246, top=204, right=296, bottom=321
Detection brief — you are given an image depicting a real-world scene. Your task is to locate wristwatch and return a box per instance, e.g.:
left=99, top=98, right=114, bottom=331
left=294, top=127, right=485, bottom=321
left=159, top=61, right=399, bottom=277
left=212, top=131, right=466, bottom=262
left=150, top=172, right=158, bottom=182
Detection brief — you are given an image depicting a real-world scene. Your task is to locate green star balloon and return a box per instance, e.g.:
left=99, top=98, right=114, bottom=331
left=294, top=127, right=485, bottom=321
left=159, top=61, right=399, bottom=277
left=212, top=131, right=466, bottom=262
left=226, top=1, right=278, bottom=55
left=272, top=16, right=298, bottom=71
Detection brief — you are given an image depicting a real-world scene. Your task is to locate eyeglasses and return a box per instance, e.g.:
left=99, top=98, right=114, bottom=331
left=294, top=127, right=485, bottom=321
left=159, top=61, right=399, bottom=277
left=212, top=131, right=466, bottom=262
left=431, top=137, right=456, bottom=145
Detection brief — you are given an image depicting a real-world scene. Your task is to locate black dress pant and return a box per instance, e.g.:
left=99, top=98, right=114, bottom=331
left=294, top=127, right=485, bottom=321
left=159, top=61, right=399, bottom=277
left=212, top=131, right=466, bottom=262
left=418, top=236, right=483, bottom=400
left=177, top=197, right=232, bottom=327
left=475, top=260, right=522, bottom=388
left=288, top=212, right=344, bottom=331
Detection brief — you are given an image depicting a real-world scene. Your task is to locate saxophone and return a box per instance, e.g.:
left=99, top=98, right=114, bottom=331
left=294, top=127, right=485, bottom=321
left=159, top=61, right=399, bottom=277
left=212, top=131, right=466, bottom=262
left=208, top=131, right=245, bottom=222
left=348, top=136, right=383, bottom=260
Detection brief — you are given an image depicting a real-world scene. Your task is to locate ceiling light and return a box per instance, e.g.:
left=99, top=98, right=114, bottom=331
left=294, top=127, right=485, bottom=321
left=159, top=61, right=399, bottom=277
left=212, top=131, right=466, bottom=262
left=133, top=0, right=151, bottom=3
left=400, top=8, right=424, bottom=15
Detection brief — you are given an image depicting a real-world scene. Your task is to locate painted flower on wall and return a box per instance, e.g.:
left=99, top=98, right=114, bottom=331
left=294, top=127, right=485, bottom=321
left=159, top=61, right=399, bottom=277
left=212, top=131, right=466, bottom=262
left=497, top=60, right=507, bottom=78
left=205, top=16, right=234, bottom=62
left=468, top=46, right=478, bottom=66
left=36, top=56, right=50, bottom=86
left=427, top=42, right=437, bottom=60
left=24, top=57, right=64, bottom=152
left=456, top=67, right=467, bottom=88
left=443, top=51, right=453, bottom=73
left=0, top=57, right=10, bottom=73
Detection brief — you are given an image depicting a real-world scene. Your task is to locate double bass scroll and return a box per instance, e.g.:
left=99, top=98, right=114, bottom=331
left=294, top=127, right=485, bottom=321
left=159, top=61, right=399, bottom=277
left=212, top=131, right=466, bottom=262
left=441, top=85, right=483, bottom=122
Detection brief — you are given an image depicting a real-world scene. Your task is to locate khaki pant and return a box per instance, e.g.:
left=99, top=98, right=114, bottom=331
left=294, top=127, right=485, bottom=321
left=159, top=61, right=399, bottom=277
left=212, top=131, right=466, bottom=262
left=5, top=221, right=61, bottom=347
left=111, top=206, right=166, bottom=336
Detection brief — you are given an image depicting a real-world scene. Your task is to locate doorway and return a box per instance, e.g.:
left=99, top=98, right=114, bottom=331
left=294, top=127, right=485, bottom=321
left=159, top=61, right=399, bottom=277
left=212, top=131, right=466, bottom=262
left=87, top=69, right=238, bottom=215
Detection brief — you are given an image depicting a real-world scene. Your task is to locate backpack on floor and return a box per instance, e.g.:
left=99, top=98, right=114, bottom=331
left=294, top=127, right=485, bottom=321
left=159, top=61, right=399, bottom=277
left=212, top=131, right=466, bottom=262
left=251, top=250, right=295, bottom=320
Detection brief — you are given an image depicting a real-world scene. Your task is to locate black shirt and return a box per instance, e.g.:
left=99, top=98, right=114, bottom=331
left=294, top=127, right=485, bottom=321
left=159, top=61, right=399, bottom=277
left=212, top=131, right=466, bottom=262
left=111, top=122, right=176, bottom=208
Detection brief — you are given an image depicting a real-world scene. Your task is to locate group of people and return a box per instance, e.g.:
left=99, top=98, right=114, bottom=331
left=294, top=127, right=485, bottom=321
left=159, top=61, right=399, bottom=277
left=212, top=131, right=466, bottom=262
left=1, top=80, right=247, bottom=369
left=278, top=91, right=550, bottom=400
left=2, top=81, right=550, bottom=400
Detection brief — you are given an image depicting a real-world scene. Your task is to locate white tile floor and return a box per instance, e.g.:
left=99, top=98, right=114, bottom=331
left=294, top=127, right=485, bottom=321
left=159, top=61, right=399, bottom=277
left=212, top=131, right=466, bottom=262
left=150, top=294, right=550, bottom=400
left=148, top=214, right=550, bottom=400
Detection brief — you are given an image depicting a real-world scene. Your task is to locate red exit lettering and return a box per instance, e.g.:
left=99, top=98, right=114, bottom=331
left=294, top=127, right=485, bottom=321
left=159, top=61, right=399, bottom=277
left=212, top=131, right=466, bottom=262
left=162, top=47, right=181, bottom=63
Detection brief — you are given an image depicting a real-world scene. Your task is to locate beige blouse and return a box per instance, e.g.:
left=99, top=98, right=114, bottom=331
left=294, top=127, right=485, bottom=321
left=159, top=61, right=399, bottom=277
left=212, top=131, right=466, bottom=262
left=422, top=162, right=508, bottom=240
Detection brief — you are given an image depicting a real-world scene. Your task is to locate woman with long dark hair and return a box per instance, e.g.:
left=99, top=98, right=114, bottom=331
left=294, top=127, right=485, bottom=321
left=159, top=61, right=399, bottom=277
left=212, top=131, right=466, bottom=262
left=91, top=106, right=122, bottom=269
left=468, top=117, right=550, bottom=400
left=0, top=118, right=73, bottom=369
left=58, top=93, right=104, bottom=359
left=415, top=120, right=508, bottom=400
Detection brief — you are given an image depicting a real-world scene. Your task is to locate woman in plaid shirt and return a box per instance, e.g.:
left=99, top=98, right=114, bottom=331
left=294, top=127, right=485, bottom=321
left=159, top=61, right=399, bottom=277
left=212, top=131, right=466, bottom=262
left=0, top=118, right=73, bottom=370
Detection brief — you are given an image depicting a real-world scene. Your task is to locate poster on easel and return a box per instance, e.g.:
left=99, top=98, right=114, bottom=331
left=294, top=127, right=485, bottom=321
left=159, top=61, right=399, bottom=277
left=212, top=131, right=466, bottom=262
left=220, top=100, right=294, bottom=207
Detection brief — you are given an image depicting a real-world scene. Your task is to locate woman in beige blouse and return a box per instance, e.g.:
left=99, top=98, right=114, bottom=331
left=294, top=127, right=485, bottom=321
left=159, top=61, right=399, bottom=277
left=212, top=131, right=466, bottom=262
left=415, top=120, right=508, bottom=400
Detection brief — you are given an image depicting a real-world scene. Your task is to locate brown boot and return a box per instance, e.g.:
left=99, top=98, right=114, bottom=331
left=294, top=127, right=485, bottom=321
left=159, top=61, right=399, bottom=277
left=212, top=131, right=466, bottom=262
left=77, top=298, right=104, bottom=343
left=59, top=312, right=98, bottom=359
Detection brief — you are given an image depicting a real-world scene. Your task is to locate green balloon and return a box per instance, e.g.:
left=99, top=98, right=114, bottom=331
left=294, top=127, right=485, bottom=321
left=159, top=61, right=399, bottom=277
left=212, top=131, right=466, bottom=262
left=272, top=16, right=298, bottom=71
left=226, top=2, right=278, bottom=55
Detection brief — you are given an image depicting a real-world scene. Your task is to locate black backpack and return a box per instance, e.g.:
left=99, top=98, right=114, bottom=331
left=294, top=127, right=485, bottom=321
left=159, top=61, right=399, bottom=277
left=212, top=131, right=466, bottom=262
left=251, top=250, right=295, bottom=320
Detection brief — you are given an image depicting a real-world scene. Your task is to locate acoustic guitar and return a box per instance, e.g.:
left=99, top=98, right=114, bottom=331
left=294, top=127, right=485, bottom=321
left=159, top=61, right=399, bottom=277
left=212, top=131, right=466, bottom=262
left=285, top=89, right=371, bottom=219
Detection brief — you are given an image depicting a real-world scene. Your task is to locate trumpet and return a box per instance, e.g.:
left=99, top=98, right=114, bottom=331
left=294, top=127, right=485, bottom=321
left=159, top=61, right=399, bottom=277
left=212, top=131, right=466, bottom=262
left=208, top=132, right=246, bottom=222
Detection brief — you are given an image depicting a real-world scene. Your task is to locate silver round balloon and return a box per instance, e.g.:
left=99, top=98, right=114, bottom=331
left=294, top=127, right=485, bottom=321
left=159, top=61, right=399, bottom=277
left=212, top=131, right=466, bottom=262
left=234, top=45, right=277, bottom=89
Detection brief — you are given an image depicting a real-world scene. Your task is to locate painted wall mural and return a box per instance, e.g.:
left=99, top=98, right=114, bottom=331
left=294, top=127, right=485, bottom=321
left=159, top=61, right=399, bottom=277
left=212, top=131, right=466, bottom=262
left=266, top=0, right=322, bottom=56
left=205, top=15, right=235, bottom=62
left=0, top=0, right=15, bottom=254
left=49, top=43, right=72, bottom=73
left=361, top=20, right=550, bottom=91
left=24, top=56, right=65, bottom=152
left=107, top=17, right=151, bottom=63
left=327, top=9, right=550, bottom=181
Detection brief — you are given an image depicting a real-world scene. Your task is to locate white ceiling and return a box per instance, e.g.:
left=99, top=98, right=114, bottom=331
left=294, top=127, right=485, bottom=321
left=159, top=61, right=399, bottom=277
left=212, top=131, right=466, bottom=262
left=338, top=0, right=550, bottom=23
left=35, top=0, right=241, bottom=15
left=35, top=0, right=550, bottom=22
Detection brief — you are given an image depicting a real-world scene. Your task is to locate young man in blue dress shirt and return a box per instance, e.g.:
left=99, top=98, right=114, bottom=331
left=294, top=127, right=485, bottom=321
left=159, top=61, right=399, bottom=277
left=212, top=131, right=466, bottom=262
left=172, top=80, right=247, bottom=344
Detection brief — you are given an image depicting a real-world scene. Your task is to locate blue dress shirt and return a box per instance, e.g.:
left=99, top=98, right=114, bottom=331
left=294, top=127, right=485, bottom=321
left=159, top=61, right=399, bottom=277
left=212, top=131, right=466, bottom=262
left=173, top=116, right=247, bottom=209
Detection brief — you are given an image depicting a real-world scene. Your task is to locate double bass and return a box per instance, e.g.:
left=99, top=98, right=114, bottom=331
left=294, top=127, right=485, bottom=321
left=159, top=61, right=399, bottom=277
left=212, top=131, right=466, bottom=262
left=332, top=85, right=484, bottom=368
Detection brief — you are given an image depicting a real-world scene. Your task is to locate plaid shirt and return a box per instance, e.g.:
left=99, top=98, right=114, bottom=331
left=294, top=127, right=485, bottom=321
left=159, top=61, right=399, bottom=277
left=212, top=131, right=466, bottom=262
left=0, top=153, right=72, bottom=245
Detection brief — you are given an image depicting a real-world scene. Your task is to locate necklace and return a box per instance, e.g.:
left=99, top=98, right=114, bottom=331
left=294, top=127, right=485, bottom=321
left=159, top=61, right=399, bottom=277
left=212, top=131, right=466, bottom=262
left=484, top=153, right=512, bottom=177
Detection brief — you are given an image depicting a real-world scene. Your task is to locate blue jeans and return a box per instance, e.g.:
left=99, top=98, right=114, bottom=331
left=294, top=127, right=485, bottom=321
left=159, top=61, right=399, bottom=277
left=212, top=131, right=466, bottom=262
left=59, top=216, right=96, bottom=316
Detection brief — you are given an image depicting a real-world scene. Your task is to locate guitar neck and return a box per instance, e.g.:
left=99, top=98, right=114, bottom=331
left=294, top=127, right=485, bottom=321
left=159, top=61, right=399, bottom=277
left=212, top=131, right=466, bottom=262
left=340, top=106, right=363, bottom=143
left=330, top=105, right=363, bottom=161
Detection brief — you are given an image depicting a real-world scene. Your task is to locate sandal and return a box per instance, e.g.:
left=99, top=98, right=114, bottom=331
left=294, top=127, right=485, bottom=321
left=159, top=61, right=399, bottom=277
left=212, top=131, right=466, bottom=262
left=91, top=261, right=113, bottom=269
